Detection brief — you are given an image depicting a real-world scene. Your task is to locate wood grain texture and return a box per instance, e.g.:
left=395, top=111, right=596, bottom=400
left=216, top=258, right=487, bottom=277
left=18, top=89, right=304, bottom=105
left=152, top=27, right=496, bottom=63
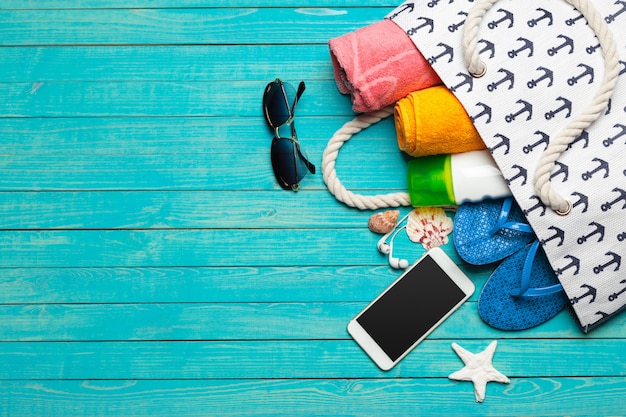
left=0, top=8, right=388, bottom=46
left=2, top=302, right=625, bottom=341
left=0, top=339, right=624, bottom=379
left=1, top=1, right=397, bottom=8
left=1, top=378, right=623, bottom=417
left=0, top=265, right=488, bottom=303
left=0, top=46, right=335, bottom=82
left=1, top=1, right=625, bottom=416
left=0, top=116, right=397, bottom=153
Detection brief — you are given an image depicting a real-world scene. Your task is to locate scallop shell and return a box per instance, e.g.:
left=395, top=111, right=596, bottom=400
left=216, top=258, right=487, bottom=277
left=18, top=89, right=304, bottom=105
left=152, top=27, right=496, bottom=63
left=406, top=207, right=453, bottom=249
left=368, top=210, right=400, bottom=234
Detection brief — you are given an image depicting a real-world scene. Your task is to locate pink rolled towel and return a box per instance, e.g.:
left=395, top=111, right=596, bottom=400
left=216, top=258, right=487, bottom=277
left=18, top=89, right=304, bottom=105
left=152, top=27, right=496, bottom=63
left=329, top=19, right=442, bottom=113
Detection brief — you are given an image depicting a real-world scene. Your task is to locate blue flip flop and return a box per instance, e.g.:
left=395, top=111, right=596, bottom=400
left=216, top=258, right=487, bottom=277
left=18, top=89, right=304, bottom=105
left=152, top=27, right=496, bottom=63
left=478, top=240, right=568, bottom=331
left=453, top=197, right=536, bottom=265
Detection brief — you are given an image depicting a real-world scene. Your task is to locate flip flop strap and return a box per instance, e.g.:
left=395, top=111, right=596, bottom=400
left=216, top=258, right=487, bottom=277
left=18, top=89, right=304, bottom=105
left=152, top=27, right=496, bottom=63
left=490, top=198, right=534, bottom=236
left=511, top=240, right=563, bottom=298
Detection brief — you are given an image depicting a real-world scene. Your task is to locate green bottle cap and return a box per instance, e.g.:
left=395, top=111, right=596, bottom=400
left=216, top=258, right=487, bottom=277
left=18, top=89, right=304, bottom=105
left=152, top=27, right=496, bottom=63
left=406, top=154, right=456, bottom=206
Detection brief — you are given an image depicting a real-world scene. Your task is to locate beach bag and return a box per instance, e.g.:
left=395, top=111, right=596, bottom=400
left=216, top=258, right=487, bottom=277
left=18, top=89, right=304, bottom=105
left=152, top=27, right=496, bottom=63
left=388, top=0, right=626, bottom=332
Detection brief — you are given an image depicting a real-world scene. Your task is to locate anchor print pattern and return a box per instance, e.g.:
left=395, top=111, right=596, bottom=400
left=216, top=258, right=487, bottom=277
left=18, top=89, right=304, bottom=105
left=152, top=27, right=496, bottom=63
left=390, top=0, right=626, bottom=331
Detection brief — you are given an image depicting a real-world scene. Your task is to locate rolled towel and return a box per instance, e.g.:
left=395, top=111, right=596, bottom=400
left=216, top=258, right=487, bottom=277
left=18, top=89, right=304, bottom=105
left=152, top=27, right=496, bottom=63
left=329, top=19, right=442, bottom=113
left=395, top=86, right=486, bottom=157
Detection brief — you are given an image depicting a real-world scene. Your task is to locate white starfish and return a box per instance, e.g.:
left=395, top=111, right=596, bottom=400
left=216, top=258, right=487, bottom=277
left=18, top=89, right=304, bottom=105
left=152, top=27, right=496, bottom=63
left=448, top=340, right=510, bottom=402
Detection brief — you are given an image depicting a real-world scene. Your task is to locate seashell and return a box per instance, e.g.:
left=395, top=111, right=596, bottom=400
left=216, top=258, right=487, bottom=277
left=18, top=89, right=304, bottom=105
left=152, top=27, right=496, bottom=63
left=406, top=207, right=453, bottom=250
left=368, top=210, right=400, bottom=234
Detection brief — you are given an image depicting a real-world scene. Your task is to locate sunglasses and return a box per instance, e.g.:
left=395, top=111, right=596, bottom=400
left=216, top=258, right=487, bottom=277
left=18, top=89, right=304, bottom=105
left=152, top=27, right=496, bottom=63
left=263, top=79, right=316, bottom=191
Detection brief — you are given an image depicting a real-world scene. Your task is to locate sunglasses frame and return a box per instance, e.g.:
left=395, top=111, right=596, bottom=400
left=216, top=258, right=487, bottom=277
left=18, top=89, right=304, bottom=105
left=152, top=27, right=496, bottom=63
left=263, top=79, right=316, bottom=191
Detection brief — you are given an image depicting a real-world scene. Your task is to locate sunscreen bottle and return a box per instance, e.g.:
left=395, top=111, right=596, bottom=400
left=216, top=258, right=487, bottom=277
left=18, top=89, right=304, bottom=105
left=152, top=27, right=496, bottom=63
left=407, top=150, right=511, bottom=206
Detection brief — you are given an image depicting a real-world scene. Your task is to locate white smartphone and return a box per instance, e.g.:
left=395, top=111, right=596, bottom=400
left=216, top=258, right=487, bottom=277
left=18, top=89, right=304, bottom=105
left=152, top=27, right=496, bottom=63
left=348, top=247, right=475, bottom=370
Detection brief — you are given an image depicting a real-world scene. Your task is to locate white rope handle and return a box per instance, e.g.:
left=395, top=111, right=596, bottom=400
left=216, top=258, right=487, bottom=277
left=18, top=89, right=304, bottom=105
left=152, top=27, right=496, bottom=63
left=322, top=106, right=412, bottom=210
left=463, top=0, right=620, bottom=215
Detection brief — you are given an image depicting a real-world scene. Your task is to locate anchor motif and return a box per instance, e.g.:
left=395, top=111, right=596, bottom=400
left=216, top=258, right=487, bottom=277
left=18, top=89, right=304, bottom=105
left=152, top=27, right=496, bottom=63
left=428, top=42, right=454, bottom=64
left=588, top=311, right=610, bottom=329
left=523, top=195, right=547, bottom=217
left=527, top=7, right=553, bottom=27
left=471, top=102, right=492, bottom=123
left=570, top=284, right=597, bottom=305
left=547, top=34, right=574, bottom=56
left=601, top=187, right=626, bottom=211
left=505, top=99, right=532, bottom=122
left=566, top=13, right=585, bottom=26
left=385, top=0, right=626, bottom=328
left=427, top=0, right=450, bottom=7
left=527, top=66, right=554, bottom=89
left=487, top=68, right=514, bottom=92
left=450, top=72, right=474, bottom=93
left=541, top=225, right=565, bottom=246
left=586, top=43, right=601, bottom=55
left=608, top=279, right=626, bottom=302
left=523, top=131, right=549, bottom=154
left=478, top=39, right=496, bottom=59
left=556, top=254, right=580, bottom=276
left=489, top=133, right=510, bottom=155
left=550, top=161, right=568, bottom=182
left=407, top=17, right=434, bottom=35
left=567, top=63, right=594, bottom=86
left=593, top=251, right=621, bottom=274
left=506, top=165, right=527, bottom=185
left=581, top=158, right=609, bottom=181
left=488, top=8, right=514, bottom=29
left=605, top=0, right=626, bottom=23
left=568, top=130, right=589, bottom=149
left=508, top=37, right=534, bottom=58
left=545, top=96, right=572, bottom=119
left=448, top=11, right=468, bottom=32
left=577, top=221, right=605, bottom=244
left=388, top=2, right=414, bottom=19
left=602, top=123, right=626, bottom=147
left=571, top=191, right=589, bottom=213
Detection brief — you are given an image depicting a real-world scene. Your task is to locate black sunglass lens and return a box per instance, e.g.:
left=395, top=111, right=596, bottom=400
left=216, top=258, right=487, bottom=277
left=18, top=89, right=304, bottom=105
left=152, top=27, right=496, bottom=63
left=271, top=138, right=309, bottom=190
left=263, top=81, right=296, bottom=128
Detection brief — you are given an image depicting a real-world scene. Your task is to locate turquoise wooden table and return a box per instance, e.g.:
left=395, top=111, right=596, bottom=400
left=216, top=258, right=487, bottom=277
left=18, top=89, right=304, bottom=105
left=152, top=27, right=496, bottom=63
left=1, top=1, right=625, bottom=415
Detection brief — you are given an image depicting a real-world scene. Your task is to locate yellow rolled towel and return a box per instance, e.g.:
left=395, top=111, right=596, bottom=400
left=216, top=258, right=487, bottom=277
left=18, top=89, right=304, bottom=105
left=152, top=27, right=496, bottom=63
left=395, top=86, right=486, bottom=157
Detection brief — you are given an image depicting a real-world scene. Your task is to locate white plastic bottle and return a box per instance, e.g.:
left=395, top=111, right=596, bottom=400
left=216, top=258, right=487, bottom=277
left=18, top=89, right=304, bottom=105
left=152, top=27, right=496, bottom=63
left=407, top=150, right=511, bottom=206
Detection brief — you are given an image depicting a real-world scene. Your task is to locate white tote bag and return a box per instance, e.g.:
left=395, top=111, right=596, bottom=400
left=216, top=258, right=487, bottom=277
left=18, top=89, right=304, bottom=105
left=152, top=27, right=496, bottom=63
left=390, top=0, right=626, bottom=332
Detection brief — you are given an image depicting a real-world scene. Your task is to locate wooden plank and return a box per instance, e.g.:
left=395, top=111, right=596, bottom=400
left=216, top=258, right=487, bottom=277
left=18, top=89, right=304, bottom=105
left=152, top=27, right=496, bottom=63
left=0, top=189, right=412, bottom=230
left=0, top=339, right=623, bottom=379
left=0, top=191, right=381, bottom=229
left=0, top=229, right=427, bottom=267
left=0, top=153, right=407, bottom=191
left=0, top=302, right=364, bottom=342
left=1, top=262, right=620, bottom=337
left=0, top=301, right=621, bottom=342
left=0, top=8, right=389, bottom=46
left=1, top=378, right=624, bottom=417
left=0, top=116, right=398, bottom=155
left=0, top=80, right=365, bottom=117
left=0, top=45, right=336, bottom=82
left=1, top=1, right=398, bottom=9
left=0, top=265, right=492, bottom=304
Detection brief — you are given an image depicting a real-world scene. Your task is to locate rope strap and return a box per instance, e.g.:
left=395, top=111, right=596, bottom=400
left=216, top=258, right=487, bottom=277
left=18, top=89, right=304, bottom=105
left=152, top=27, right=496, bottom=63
left=463, top=0, right=620, bottom=215
left=322, top=106, right=412, bottom=210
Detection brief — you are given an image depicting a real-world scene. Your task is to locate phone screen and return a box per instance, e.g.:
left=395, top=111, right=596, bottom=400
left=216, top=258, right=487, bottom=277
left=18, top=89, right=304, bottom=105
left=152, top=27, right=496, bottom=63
left=356, top=255, right=467, bottom=362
